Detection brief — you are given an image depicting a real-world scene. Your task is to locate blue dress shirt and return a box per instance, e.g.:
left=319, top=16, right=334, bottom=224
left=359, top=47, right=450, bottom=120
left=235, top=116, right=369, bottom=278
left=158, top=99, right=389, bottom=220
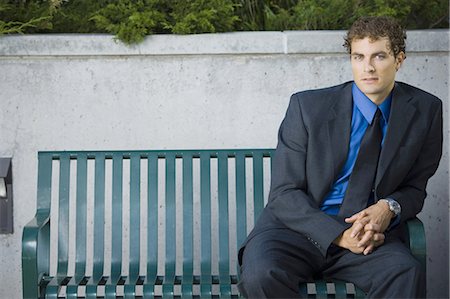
left=320, top=83, right=391, bottom=215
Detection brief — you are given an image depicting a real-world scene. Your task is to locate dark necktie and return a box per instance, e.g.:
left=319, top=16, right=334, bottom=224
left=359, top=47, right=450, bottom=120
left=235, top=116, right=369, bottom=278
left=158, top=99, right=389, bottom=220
left=339, top=108, right=383, bottom=218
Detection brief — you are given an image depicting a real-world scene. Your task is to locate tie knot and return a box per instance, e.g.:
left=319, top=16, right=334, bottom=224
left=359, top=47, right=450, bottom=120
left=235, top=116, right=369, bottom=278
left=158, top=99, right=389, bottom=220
left=372, top=108, right=382, bottom=125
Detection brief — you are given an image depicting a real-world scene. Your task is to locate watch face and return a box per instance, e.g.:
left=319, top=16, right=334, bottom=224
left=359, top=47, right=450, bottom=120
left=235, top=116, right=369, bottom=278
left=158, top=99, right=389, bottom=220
left=390, top=201, right=401, bottom=215
left=379, top=199, right=401, bottom=215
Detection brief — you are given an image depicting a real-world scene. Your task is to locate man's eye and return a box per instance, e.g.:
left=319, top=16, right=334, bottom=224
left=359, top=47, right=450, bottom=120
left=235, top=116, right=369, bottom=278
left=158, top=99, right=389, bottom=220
left=353, top=55, right=363, bottom=61
left=376, top=54, right=385, bottom=60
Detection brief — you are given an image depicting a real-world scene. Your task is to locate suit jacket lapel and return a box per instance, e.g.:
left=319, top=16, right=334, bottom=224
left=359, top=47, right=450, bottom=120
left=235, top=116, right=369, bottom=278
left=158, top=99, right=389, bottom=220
left=376, top=83, right=417, bottom=185
left=327, top=83, right=353, bottom=183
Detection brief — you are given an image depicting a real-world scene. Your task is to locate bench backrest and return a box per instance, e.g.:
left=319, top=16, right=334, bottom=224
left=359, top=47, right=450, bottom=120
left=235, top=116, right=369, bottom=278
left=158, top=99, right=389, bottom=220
left=36, top=149, right=274, bottom=295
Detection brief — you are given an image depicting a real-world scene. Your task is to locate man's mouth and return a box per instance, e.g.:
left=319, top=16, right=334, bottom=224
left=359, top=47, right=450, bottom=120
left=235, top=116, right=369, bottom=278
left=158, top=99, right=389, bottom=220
left=362, top=77, right=378, bottom=83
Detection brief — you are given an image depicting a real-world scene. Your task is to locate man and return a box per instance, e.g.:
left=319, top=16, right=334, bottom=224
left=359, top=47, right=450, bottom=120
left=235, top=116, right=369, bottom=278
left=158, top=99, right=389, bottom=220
left=238, top=16, right=442, bottom=298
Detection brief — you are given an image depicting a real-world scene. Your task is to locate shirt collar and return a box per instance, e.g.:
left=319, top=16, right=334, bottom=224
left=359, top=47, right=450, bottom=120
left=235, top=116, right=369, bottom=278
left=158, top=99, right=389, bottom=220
left=352, top=82, right=392, bottom=124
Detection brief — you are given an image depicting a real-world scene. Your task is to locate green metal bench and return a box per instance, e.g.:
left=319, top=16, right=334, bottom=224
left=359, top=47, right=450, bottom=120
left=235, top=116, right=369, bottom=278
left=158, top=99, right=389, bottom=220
left=22, top=149, right=426, bottom=298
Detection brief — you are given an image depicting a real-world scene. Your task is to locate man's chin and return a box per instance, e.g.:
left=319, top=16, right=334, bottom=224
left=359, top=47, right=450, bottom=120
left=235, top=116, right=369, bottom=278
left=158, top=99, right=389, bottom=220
left=357, top=85, right=380, bottom=96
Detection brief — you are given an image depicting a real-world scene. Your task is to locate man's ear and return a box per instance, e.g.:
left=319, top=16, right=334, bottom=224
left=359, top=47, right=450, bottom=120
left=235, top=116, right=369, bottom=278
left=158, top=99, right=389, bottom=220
left=395, top=52, right=405, bottom=71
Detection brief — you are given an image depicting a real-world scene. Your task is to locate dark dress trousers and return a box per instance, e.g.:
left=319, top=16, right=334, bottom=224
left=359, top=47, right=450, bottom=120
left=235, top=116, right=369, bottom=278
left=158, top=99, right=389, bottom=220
left=238, top=81, right=443, bottom=298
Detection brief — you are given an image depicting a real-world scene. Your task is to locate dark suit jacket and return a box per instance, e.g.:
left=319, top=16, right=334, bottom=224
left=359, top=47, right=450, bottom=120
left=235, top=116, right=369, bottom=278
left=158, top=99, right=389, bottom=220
left=240, top=81, right=442, bottom=260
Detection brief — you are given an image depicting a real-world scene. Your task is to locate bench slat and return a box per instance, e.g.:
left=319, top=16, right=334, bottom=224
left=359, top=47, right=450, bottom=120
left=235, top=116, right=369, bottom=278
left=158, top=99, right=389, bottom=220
left=315, top=281, right=328, bottom=299
left=66, top=154, right=88, bottom=297
left=66, top=276, right=88, bottom=299
left=92, top=153, right=106, bottom=281
left=235, top=152, right=247, bottom=253
left=44, top=277, right=62, bottom=299
left=57, top=154, right=71, bottom=276
left=252, top=152, right=265, bottom=224
left=200, top=152, right=212, bottom=297
left=110, top=153, right=123, bottom=280
left=75, top=154, right=88, bottom=277
left=182, top=154, right=194, bottom=297
left=147, top=153, right=159, bottom=280
left=218, top=152, right=232, bottom=297
left=85, top=276, right=102, bottom=298
left=163, top=153, right=177, bottom=297
left=129, top=153, right=141, bottom=279
left=37, top=153, right=53, bottom=210
left=124, top=276, right=139, bottom=299
left=104, top=154, right=124, bottom=298
left=335, top=282, right=348, bottom=299
left=123, top=153, right=142, bottom=298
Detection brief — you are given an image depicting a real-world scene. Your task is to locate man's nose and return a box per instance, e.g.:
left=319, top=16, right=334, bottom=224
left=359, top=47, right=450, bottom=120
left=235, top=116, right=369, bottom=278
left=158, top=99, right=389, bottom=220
left=364, top=59, right=375, bottom=72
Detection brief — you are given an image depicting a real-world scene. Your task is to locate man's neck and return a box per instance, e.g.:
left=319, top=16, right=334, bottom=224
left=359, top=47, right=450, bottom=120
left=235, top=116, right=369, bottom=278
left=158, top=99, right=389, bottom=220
left=366, top=84, right=395, bottom=105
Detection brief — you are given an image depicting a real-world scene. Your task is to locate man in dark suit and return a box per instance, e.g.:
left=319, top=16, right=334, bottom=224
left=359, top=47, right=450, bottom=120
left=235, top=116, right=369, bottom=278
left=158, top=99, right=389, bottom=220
left=238, top=16, right=443, bottom=298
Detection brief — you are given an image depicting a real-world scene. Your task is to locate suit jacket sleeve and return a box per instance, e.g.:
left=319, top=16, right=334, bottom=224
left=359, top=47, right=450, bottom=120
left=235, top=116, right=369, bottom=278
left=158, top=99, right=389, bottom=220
left=266, top=93, right=348, bottom=257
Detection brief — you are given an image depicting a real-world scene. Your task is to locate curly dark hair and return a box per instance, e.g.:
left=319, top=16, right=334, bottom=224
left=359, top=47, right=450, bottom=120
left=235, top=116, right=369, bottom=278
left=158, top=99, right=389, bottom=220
left=344, top=16, right=406, bottom=57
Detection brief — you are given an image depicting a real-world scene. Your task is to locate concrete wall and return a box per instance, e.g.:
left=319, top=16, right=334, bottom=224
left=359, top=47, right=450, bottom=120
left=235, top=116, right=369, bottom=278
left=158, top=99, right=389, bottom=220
left=0, top=30, right=448, bottom=298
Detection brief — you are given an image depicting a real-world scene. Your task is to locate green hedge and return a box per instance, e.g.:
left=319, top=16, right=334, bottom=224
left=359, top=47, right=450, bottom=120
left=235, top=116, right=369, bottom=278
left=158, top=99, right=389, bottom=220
left=1, top=0, right=448, bottom=44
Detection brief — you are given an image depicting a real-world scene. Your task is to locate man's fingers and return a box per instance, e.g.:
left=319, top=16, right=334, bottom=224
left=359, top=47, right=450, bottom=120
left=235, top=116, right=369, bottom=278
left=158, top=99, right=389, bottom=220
left=363, top=234, right=385, bottom=255
left=345, top=211, right=368, bottom=223
left=357, top=230, right=374, bottom=247
left=357, top=230, right=385, bottom=247
left=373, top=234, right=385, bottom=247
left=350, top=218, right=370, bottom=238
left=363, top=243, right=374, bottom=255
left=345, top=215, right=358, bottom=223
left=364, top=222, right=381, bottom=233
left=372, top=233, right=385, bottom=242
left=350, top=223, right=364, bottom=238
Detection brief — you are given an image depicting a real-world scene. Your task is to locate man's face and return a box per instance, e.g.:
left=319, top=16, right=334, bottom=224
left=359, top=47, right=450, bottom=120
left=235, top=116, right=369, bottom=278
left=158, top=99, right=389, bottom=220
left=350, top=37, right=404, bottom=104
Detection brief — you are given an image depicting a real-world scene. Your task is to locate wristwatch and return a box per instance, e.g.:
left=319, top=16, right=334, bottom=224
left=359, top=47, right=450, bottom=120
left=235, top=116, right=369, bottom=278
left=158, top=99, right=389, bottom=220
left=379, top=199, right=401, bottom=216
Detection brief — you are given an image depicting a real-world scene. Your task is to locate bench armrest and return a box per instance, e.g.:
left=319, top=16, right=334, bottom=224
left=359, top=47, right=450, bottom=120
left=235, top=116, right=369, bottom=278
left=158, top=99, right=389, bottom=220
left=406, top=217, right=426, bottom=270
left=22, top=209, right=51, bottom=299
